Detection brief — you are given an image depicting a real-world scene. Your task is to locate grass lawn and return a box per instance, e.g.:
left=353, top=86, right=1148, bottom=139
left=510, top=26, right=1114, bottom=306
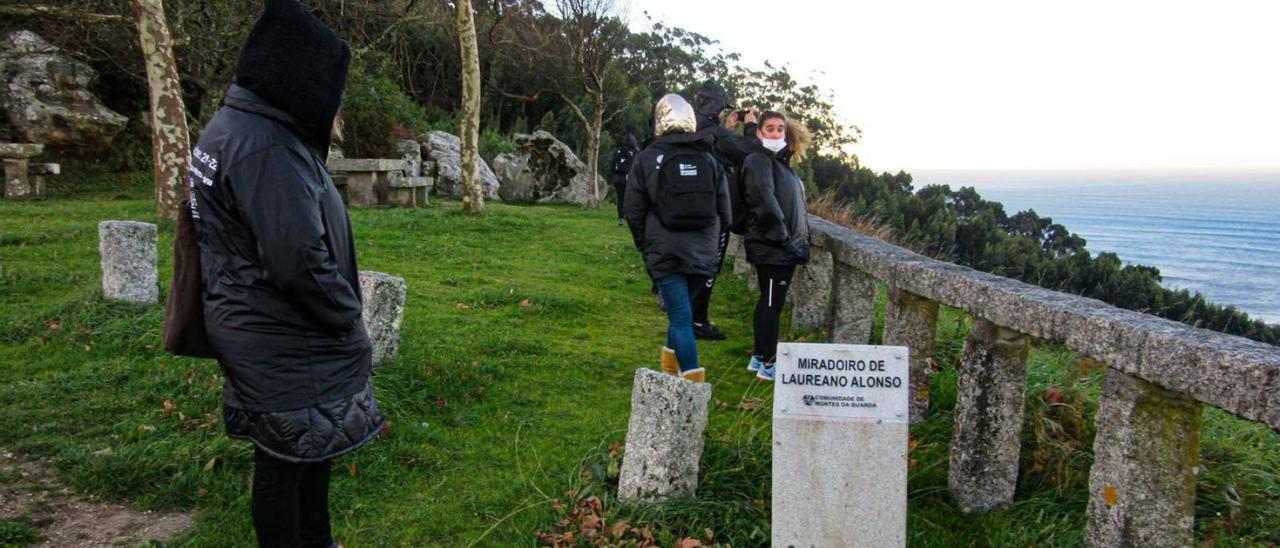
left=1, top=178, right=1277, bottom=546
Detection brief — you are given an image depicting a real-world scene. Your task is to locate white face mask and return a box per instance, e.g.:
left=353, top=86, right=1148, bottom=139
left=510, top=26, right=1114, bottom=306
left=762, top=137, right=787, bottom=153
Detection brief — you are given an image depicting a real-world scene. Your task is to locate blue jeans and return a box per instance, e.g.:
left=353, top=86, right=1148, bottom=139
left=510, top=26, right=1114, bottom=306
left=655, top=274, right=700, bottom=372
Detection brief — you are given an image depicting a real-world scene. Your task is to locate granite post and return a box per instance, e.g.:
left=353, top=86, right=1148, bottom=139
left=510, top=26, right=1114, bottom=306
left=948, top=318, right=1030, bottom=513
left=883, top=285, right=938, bottom=423
left=789, top=244, right=834, bottom=332
left=830, top=260, right=876, bottom=344
left=618, top=369, right=713, bottom=502
left=1086, top=368, right=1201, bottom=547
left=98, top=221, right=158, bottom=304
left=359, top=271, right=406, bottom=366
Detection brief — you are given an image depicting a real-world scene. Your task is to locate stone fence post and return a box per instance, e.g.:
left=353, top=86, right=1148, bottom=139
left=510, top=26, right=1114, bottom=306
left=789, top=244, right=834, bottom=332
left=359, top=271, right=406, bottom=367
left=948, top=318, right=1029, bottom=513
left=98, top=221, right=158, bottom=304
left=883, top=285, right=938, bottom=423
left=830, top=261, right=876, bottom=344
left=1086, top=368, right=1201, bottom=547
left=618, top=369, right=713, bottom=502
left=729, top=234, right=750, bottom=277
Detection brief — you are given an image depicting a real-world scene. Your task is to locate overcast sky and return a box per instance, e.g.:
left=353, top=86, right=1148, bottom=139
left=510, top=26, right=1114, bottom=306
left=629, top=0, right=1280, bottom=174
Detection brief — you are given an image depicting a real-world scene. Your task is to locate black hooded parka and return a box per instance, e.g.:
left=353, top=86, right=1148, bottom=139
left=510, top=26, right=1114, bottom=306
left=188, top=0, right=384, bottom=463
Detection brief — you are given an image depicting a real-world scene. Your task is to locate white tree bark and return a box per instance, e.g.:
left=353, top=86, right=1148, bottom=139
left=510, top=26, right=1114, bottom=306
left=456, top=0, right=484, bottom=213
left=132, top=0, right=190, bottom=223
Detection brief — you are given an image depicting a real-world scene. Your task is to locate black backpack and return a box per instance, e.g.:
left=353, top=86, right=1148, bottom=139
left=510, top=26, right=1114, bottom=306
left=611, top=148, right=635, bottom=175
left=654, top=146, right=718, bottom=231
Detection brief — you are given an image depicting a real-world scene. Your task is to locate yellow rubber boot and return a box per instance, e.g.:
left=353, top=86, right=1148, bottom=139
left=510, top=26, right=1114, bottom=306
left=660, top=346, right=679, bottom=376
left=682, top=367, right=706, bottom=383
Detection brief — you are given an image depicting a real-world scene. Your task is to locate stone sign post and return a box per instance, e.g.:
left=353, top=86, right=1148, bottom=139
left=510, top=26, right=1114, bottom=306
left=772, top=342, right=909, bottom=547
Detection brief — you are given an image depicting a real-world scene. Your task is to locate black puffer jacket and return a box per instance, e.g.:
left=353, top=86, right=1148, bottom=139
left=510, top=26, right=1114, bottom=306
left=189, top=0, right=383, bottom=463
left=624, top=131, right=731, bottom=281
left=742, top=145, right=811, bottom=266
left=693, top=80, right=757, bottom=232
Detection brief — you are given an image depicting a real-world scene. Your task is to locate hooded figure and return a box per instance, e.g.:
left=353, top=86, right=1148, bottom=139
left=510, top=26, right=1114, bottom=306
left=624, top=94, right=731, bottom=383
left=187, top=1, right=384, bottom=544
left=608, top=132, right=640, bottom=222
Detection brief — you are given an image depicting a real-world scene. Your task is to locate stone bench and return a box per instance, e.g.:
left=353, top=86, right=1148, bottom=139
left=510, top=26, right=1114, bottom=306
left=1, top=143, right=58, bottom=198
left=328, top=158, right=435, bottom=208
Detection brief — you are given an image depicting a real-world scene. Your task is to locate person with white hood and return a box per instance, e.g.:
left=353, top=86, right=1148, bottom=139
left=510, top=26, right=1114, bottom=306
left=623, top=94, right=732, bottom=382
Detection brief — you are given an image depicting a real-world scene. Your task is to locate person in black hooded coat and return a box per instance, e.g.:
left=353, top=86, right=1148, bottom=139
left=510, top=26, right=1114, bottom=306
left=608, top=133, right=639, bottom=224
left=187, top=1, right=383, bottom=545
left=689, top=80, right=758, bottom=340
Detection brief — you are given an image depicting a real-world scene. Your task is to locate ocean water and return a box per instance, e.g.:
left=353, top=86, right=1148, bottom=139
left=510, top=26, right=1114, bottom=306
left=913, top=170, right=1280, bottom=325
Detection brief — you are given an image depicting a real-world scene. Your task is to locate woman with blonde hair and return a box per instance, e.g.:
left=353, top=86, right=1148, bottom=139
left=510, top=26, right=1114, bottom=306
left=741, top=110, right=813, bottom=381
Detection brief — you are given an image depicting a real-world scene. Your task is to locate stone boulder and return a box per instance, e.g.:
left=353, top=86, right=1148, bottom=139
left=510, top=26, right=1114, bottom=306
left=418, top=131, right=499, bottom=200
left=492, top=130, right=600, bottom=206
left=0, top=30, right=128, bottom=147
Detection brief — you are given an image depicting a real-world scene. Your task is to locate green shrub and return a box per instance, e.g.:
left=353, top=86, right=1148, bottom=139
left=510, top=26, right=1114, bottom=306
left=478, top=128, right=512, bottom=164
left=340, top=50, right=431, bottom=158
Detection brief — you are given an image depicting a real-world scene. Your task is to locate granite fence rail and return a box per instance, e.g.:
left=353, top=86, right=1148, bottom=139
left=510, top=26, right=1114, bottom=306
left=731, top=215, right=1280, bottom=547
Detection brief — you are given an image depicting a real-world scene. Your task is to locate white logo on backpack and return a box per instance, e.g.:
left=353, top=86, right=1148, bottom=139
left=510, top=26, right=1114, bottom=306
left=679, top=163, right=698, bottom=176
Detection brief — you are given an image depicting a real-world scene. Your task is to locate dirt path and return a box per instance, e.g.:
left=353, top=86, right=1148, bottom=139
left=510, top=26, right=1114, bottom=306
left=0, top=449, right=194, bottom=547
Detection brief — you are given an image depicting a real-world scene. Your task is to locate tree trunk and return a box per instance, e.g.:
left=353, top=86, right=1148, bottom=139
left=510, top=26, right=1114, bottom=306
left=586, top=90, right=604, bottom=208
left=456, top=0, right=484, bottom=214
left=132, top=0, right=189, bottom=223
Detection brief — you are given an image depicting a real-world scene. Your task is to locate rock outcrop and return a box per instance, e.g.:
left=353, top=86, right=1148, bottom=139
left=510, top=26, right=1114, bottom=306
left=418, top=131, right=499, bottom=200
left=0, top=30, right=128, bottom=147
left=492, top=130, right=600, bottom=206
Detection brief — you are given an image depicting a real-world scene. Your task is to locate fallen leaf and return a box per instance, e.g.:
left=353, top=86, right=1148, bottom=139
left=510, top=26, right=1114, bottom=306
left=141, top=424, right=156, bottom=432
left=162, top=400, right=176, bottom=412
left=677, top=537, right=702, bottom=548
left=519, top=299, right=532, bottom=308
left=46, top=320, right=61, bottom=331
left=1046, top=386, right=1064, bottom=404
left=609, top=519, right=630, bottom=538
left=204, top=458, right=217, bottom=472
left=348, top=462, right=358, bottom=477
left=196, top=488, right=208, bottom=497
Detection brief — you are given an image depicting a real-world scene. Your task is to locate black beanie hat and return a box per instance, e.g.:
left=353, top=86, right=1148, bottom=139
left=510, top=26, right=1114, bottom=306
left=235, top=0, right=351, bottom=150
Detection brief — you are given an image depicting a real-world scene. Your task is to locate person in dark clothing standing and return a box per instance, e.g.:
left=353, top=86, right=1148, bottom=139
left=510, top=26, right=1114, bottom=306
left=608, top=133, right=639, bottom=225
left=689, top=80, right=759, bottom=340
left=625, top=94, right=732, bottom=383
left=741, top=111, right=812, bottom=382
left=187, top=1, right=384, bottom=545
